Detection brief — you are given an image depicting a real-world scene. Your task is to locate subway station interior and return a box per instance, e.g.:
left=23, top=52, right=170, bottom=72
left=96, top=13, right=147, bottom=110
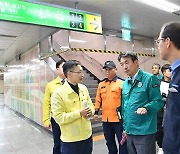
left=0, top=0, right=180, bottom=153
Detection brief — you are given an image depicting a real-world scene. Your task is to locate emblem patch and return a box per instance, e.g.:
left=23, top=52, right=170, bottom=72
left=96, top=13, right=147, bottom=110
left=137, top=82, right=142, bottom=87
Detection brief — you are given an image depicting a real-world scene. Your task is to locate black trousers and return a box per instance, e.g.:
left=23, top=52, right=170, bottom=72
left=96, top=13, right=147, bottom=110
left=156, top=108, right=164, bottom=148
left=103, top=122, right=128, bottom=154
left=51, top=117, right=61, bottom=154
left=61, top=136, right=92, bottom=154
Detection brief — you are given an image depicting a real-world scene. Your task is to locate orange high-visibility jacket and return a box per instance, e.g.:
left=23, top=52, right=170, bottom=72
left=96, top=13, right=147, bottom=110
left=95, top=76, right=123, bottom=122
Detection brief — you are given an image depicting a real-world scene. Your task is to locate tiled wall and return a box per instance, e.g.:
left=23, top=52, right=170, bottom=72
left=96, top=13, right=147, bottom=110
left=4, top=45, right=55, bottom=125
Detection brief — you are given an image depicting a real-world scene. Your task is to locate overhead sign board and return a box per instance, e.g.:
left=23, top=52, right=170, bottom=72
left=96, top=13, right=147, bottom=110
left=121, top=15, right=131, bottom=29
left=122, top=28, right=131, bottom=41
left=121, top=15, right=131, bottom=41
left=0, top=0, right=102, bottom=34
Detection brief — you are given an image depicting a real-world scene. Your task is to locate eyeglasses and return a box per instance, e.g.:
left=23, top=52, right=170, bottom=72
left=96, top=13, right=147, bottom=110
left=155, top=38, right=165, bottom=46
left=70, top=70, right=83, bottom=74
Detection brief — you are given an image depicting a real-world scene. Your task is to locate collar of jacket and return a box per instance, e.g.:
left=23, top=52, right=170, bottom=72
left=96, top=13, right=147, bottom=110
left=63, top=81, right=83, bottom=95
left=54, top=77, right=65, bottom=85
left=54, top=77, right=61, bottom=84
left=105, top=75, right=118, bottom=82
left=127, top=69, right=143, bottom=83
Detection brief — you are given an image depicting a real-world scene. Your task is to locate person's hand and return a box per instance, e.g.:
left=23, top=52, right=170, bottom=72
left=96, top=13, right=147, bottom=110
left=122, top=130, right=127, bottom=138
left=93, top=114, right=98, bottom=121
left=135, top=107, right=147, bottom=115
left=80, top=107, right=92, bottom=118
left=45, top=124, right=51, bottom=129
left=120, top=131, right=127, bottom=145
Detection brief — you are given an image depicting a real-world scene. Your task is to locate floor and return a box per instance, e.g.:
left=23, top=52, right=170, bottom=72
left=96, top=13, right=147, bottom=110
left=0, top=94, right=108, bottom=154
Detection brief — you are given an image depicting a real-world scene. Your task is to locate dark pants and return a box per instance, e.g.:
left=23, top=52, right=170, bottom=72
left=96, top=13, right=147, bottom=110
left=103, top=122, right=128, bottom=154
left=127, top=134, right=156, bottom=154
left=61, top=136, right=92, bottom=154
left=51, top=118, right=61, bottom=154
left=156, top=108, right=164, bottom=148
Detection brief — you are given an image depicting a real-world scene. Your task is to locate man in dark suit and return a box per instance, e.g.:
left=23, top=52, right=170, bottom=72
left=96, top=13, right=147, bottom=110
left=156, top=21, right=180, bottom=154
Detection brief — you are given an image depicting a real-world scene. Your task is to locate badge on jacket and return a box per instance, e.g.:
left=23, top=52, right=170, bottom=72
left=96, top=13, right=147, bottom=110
left=137, top=82, right=142, bottom=87
left=152, top=84, right=159, bottom=88
left=101, top=86, right=106, bottom=89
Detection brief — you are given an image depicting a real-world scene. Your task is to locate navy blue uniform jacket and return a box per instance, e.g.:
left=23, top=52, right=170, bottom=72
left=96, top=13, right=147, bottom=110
left=163, top=66, right=180, bottom=154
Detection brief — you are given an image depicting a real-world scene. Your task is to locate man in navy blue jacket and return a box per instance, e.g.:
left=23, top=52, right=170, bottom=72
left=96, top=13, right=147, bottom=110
left=156, top=21, right=180, bottom=154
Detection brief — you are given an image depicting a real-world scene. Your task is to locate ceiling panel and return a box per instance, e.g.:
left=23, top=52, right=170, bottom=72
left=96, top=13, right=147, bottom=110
left=0, top=21, right=28, bottom=31
left=0, top=22, right=58, bottom=65
left=0, top=28, right=23, bottom=36
left=0, top=42, right=13, bottom=49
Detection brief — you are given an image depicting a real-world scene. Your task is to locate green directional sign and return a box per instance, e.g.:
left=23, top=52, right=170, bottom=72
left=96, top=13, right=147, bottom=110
left=0, top=0, right=102, bottom=34
left=122, top=28, right=131, bottom=41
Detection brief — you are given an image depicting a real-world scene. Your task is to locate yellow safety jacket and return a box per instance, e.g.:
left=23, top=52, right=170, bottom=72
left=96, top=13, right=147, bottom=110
left=51, top=81, right=95, bottom=142
left=43, top=77, right=63, bottom=127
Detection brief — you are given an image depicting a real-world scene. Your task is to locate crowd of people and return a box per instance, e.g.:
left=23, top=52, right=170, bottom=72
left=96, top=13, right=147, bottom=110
left=43, top=21, right=180, bottom=154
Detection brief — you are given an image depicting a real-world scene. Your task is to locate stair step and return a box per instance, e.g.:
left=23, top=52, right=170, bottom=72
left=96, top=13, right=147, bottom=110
left=91, top=98, right=95, bottom=103
left=83, top=62, right=102, bottom=133
left=89, top=115, right=102, bottom=124
left=83, top=76, right=94, bottom=80
left=83, top=75, right=91, bottom=78
left=85, top=84, right=98, bottom=88
left=83, top=71, right=91, bottom=76
left=88, top=88, right=97, bottom=93
left=82, top=80, right=98, bottom=84
left=92, top=122, right=103, bottom=134
left=89, top=93, right=96, bottom=98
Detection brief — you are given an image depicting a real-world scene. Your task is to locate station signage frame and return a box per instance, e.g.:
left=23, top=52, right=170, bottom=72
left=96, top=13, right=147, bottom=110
left=0, top=0, right=102, bottom=34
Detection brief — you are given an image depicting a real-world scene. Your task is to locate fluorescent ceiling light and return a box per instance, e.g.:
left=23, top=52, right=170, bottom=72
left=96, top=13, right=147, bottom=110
left=107, top=34, right=118, bottom=37
left=142, top=48, right=155, bottom=51
left=8, top=69, right=18, bottom=72
left=31, top=59, right=40, bottom=63
left=60, top=46, right=70, bottom=50
left=136, top=0, right=180, bottom=13
left=0, top=34, right=17, bottom=38
left=70, top=39, right=86, bottom=43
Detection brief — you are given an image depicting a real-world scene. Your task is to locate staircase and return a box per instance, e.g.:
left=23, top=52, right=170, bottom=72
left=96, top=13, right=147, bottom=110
left=82, top=69, right=98, bottom=103
left=82, top=69, right=103, bottom=133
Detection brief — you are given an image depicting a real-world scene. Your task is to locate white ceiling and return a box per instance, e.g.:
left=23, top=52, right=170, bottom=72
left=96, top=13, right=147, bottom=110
left=0, top=0, right=180, bottom=68
left=0, top=21, right=58, bottom=66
